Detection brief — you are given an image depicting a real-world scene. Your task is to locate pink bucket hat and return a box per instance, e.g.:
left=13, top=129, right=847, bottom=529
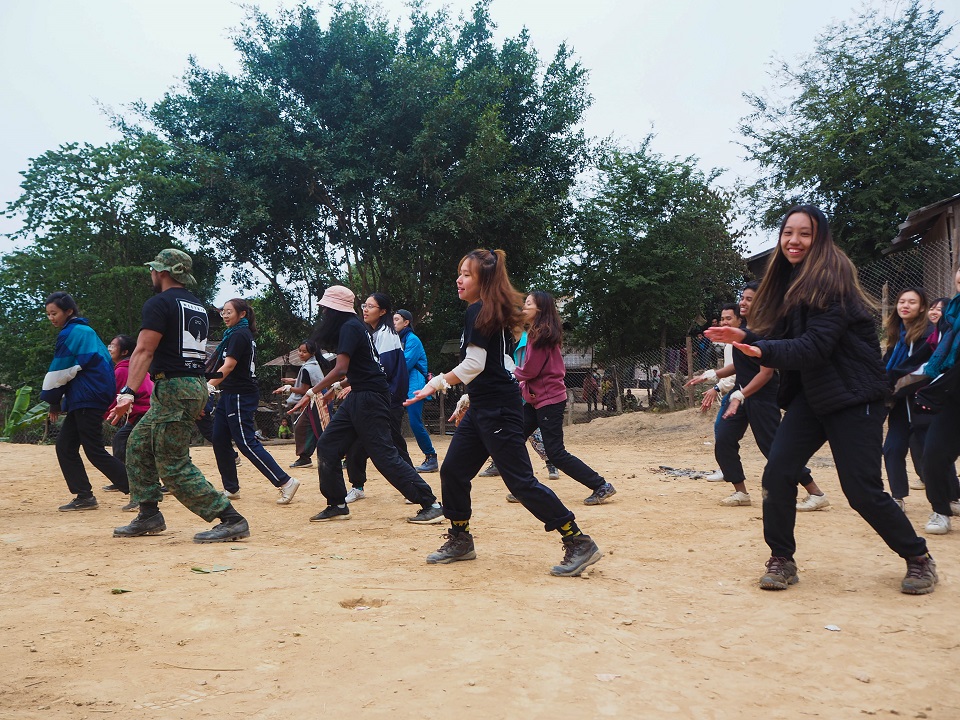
left=319, top=285, right=356, bottom=313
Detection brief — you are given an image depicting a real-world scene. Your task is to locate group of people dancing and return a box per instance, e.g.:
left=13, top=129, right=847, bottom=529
left=40, top=247, right=612, bottom=576
left=38, top=203, right=960, bottom=591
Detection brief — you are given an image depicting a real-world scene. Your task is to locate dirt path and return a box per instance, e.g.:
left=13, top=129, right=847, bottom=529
left=1, top=408, right=957, bottom=719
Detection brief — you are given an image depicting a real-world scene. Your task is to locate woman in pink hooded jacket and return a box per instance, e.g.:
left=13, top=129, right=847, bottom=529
left=513, top=291, right=616, bottom=505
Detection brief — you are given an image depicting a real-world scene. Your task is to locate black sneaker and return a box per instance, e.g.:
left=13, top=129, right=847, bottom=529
left=121, top=499, right=138, bottom=512
left=59, top=496, right=98, bottom=512
left=408, top=504, right=444, bottom=524
left=478, top=461, right=499, bottom=477
left=759, top=556, right=799, bottom=590
left=114, top=511, right=166, bottom=537
left=415, top=454, right=439, bottom=473
left=551, top=534, right=602, bottom=576
left=102, top=484, right=121, bottom=492
left=426, top=531, right=476, bottom=564
left=583, top=483, right=617, bottom=506
left=309, top=505, right=351, bottom=522
left=290, top=457, right=313, bottom=468
left=193, top=518, right=250, bottom=543
left=160, top=485, right=171, bottom=493
left=901, top=553, right=938, bottom=595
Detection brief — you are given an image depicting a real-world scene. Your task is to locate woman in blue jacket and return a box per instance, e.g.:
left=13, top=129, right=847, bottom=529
left=394, top=309, right=439, bottom=473
left=41, top=292, right=129, bottom=511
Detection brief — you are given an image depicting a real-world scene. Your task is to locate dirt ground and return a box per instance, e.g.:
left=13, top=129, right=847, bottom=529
left=1, top=408, right=957, bottom=720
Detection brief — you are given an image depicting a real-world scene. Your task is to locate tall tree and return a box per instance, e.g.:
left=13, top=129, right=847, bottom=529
left=740, top=0, right=960, bottom=264
left=0, top=137, right=220, bottom=387
left=564, top=140, right=744, bottom=360
left=131, top=1, right=590, bottom=340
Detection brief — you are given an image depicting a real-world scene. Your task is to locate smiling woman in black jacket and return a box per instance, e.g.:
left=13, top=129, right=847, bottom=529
left=706, top=204, right=936, bottom=595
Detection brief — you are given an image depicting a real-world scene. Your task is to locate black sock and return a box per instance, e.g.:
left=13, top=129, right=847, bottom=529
left=451, top=519, right=470, bottom=535
left=78, top=492, right=94, bottom=500
left=140, top=501, right=159, bottom=517
left=218, top=506, right=244, bottom=524
left=559, top=521, right=581, bottom=538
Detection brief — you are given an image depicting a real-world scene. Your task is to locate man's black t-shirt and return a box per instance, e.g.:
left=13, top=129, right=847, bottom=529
left=732, top=323, right=778, bottom=400
left=338, top=317, right=388, bottom=393
left=141, top=288, right=209, bottom=376
left=216, top=327, right=259, bottom=394
left=460, top=301, right=519, bottom=408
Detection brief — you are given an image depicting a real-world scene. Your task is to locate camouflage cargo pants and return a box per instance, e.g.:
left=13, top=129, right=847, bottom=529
left=126, top=376, right=229, bottom=522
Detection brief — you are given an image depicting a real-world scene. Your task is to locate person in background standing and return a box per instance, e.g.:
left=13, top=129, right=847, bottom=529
left=394, top=309, right=439, bottom=473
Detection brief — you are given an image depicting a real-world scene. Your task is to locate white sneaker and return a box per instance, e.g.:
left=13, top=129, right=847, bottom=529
left=894, top=497, right=906, bottom=512
left=345, top=487, right=366, bottom=504
left=909, top=478, right=925, bottom=491
left=925, top=512, right=951, bottom=535
left=950, top=500, right=960, bottom=516
left=276, top=477, right=300, bottom=505
left=222, top=489, right=240, bottom=500
left=720, top=491, right=751, bottom=507
left=705, top=470, right=725, bottom=482
left=796, top=493, right=830, bottom=512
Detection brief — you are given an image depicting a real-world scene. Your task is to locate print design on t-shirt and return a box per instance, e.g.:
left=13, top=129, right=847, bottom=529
left=179, top=299, right=209, bottom=368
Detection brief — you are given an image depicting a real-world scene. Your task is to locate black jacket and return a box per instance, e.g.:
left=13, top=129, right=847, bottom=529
left=754, top=302, right=888, bottom=415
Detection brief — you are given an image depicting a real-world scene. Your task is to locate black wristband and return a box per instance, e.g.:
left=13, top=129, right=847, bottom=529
left=119, top=386, right=135, bottom=396
left=713, top=385, right=721, bottom=393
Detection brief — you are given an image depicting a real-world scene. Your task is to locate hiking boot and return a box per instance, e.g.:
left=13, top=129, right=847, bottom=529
left=547, top=464, right=560, bottom=480
left=551, top=534, right=602, bottom=577
left=121, top=499, right=138, bottom=512
left=289, top=457, right=313, bottom=469
left=901, top=553, right=938, bottom=595
left=720, top=491, right=751, bottom=507
left=102, top=484, right=121, bottom=492
left=426, top=531, right=476, bottom=564
left=415, top=454, right=439, bottom=473
left=345, top=487, right=365, bottom=503
left=113, top=511, right=166, bottom=537
left=193, top=518, right=250, bottom=543
left=506, top=493, right=520, bottom=503
left=705, top=470, right=725, bottom=482
left=759, top=556, right=798, bottom=590
left=478, top=461, right=499, bottom=477
left=59, top=496, right=98, bottom=512
left=796, top=493, right=830, bottom=512
left=276, top=477, right=300, bottom=505
left=408, top=504, right=444, bottom=524
left=222, top=489, right=240, bottom=500
left=924, top=512, right=951, bottom=535
left=584, top=483, right=617, bottom=506
left=310, top=505, right=351, bottom=522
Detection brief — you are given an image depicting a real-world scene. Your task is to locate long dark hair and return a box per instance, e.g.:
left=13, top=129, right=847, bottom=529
left=460, top=249, right=523, bottom=336
left=526, top=290, right=563, bottom=349
left=112, top=334, right=136, bottom=359
left=750, top=205, right=876, bottom=336
left=311, top=307, right=355, bottom=352
left=45, top=291, right=80, bottom=319
left=884, top=287, right=929, bottom=349
left=224, top=298, right=257, bottom=335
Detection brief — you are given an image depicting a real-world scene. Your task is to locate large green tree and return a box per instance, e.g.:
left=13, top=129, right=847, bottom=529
left=739, top=0, right=960, bottom=264
left=564, top=140, right=744, bottom=360
left=0, top=137, right=220, bottom=387
left=130, top=1, right=590, bottom=345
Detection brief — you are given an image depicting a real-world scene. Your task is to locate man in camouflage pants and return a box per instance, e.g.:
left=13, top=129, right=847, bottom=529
left=111, top=249, right=250, bottom=543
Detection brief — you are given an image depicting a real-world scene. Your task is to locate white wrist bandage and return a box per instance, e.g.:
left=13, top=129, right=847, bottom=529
left=428, top=374, right=451, bottom=393
left=306, top=388, right=316, bottom=398
left=730, top=390, right=745, bottom=404
left=116, top=393, right=135, bottom=404
left=702, top=369, right=718, bottom=384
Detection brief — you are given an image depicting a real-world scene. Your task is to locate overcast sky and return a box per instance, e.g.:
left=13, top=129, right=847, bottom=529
left=2, top=0, right=956, bottom=301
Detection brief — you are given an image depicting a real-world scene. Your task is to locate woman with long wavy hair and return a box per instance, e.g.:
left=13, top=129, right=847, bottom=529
left=706, top=205, right=936, bottom=595
left=406, top=249, right=602, bottom=576
left=881, top=287, right=932, bottom=509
